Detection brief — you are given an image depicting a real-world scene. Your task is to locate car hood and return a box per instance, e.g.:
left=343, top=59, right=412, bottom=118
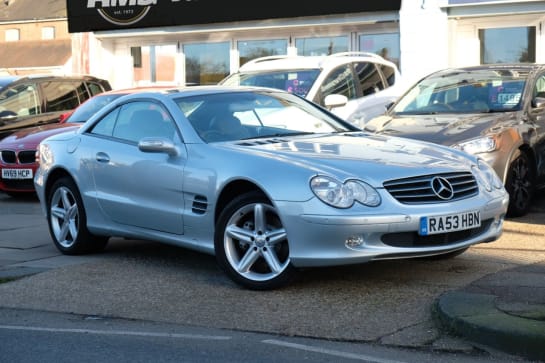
left=0, top=123, right=82, bottom=148
left=363, top=112, right=517, bottom=146
left=226, top=132, right=476, bottom=186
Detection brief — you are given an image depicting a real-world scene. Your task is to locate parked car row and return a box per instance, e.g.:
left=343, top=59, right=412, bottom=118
left=2, top=59, right=545, bottom=221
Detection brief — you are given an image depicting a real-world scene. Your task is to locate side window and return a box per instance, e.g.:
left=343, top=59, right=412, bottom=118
left=532, top=74, right=545, bottom=109
left=354, top=62, right=385, bottom=96
left=89, top=107, right=120, bottom=137
left=87, top=81, right=106, bottom=96
left=0, top=83, right=40, bottom=117
left=42, top=81, right=81, bottom=112
left=97, top=101, right=176, bottom=143
left=319, top=64, right=357, bottom=104
left=534, top=74, right=545, bottom=98
left=380, top=64, right=396, bottom=87
left=74, top=81, right=91, bottom=104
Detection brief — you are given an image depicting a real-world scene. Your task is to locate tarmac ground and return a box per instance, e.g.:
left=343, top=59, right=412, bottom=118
left=0, top=192, right=544, bottom=362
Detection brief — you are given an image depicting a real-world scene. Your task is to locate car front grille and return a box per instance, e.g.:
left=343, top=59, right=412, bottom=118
left=0, top=150, right=36, bottom=164
left=383, top=172, right=478, bottom=204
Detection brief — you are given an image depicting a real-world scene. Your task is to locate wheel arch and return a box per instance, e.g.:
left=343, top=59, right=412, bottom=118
left=214, top=180, right=270, bottom=224
left=44, top=167, right=78, bottom=205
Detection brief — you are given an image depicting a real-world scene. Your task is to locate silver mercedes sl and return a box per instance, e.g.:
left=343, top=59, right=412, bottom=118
left=34, top=86, right=509, bottom=290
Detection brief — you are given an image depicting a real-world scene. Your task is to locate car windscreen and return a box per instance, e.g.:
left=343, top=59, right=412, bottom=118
left=176, top=90, right=354, bottom=142
left=220, top=70, right=320, bottom=98
left=392, top=70, right=528, bottom=115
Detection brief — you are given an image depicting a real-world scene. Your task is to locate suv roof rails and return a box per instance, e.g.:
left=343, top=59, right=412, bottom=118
left=240, top=55, right=301, bottom=68
left=328, top=51, right=384, bottom=59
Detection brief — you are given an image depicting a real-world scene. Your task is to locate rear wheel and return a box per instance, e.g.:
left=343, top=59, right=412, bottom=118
left=47, top=177, right=108, bottom=254
left=214, top=191, right=295, bottom=290
left=505, top=152, right=534, bottom=217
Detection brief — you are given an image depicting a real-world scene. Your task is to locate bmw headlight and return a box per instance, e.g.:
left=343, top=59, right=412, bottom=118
left=453, top=136, right=496, bottom=155
left=310, top=175, right=381, bottom=208
left=472, top=158, right=503, bottom=192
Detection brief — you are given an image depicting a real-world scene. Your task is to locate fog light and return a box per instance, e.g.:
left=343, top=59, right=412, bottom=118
left=345, top=235, right=365, bottom=248
left=494, top=215, right=505, bottom=230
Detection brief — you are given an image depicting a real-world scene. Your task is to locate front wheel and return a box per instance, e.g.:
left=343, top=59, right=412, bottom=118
left=505, top=152, right=534, bottom=218
left=47, top=177, right=108, bottom=255
left=214, top=192, right=295, bottom=290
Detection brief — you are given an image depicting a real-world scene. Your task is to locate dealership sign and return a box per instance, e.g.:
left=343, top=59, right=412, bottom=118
left=67, top=0, right=401, bottom=33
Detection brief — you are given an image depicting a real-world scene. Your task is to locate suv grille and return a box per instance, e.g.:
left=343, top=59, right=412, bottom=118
left=383, top=172, right=478, bottom=204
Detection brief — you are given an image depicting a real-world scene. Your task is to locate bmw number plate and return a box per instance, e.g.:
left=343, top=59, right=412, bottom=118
left=2, top=168, right=33, bottom=180
left=419, top=210, right=480, bottom=236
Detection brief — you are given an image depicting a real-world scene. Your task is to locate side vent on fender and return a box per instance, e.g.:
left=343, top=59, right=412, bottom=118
left=192, top=195, right=208, bottom=214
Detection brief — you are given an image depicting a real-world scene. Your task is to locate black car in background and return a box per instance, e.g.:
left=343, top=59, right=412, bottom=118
left=365, top=64, right=545, bottom=217
left=0, top=74, right=111, bottom=140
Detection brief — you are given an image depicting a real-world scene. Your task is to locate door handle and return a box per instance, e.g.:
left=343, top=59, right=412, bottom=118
left=96, top=152, right=110, bottom=163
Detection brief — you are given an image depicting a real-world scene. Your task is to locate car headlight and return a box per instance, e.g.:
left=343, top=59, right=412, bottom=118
left=472, top=158, right=503, bottom=192
left=310, top=175, right=381, bottom=208
left=38, top=143, right=53, bottom=167
left=453, top=136, right=496, bottom=155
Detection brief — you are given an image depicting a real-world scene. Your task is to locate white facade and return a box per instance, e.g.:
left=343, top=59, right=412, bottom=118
left=75, top=0, right=545, bottom=90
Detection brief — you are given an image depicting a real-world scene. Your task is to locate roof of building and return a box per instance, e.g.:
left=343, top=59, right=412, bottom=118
left=0, top=39, right=71, bottom=68
left=0, top=0, right=66, bottom=22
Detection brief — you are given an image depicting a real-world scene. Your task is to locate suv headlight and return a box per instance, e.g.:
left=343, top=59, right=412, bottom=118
left=472, top=158, right=503, bottom=192
left=310, top=175, right=381, bottom=208
left=453, top=136, right=496, bottom=155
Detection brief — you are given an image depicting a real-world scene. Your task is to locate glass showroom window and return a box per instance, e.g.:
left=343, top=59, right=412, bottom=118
left=183, top=42, right=230, bottom=85
left=295, top=36, right=348, bottom=56
left=359, top=33, right=400, bottom=68
left=479, top=27, right=536, bottom=64
left=133, top=45, right=177, bottom=85
left=238, top=39, right=287, bottom=67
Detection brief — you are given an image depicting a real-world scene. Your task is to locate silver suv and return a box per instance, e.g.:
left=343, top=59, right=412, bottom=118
left=219, top=52, right=404, bottom=127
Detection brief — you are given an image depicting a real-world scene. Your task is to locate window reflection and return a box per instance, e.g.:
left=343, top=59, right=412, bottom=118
left=133, top=45, right=177, bottom=85
left=184, top=42, right=230, bottom=85
left=295, top=36, right=348, bottom=56
left=359, top=33, right=400, bottom=68
left=238, top=39, right=287, bottom=67
left=479, top=27, right=536, bottom=64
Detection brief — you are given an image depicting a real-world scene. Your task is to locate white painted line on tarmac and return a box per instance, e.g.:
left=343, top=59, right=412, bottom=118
left=0, top=324, right=231, bottom=340
left=262, top=339, right=407, bottom=363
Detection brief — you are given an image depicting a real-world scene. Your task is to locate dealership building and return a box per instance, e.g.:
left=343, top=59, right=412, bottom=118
left=62, top=0, right=545, bottom=89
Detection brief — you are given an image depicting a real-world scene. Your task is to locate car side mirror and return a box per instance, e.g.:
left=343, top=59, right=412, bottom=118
left=138, top=137, right=179, bottom=157
left=324, top=94, right=348, bottom=110
left=385, top=102, right=395, bottom=111
left=532, top=96, right=545, bottom=108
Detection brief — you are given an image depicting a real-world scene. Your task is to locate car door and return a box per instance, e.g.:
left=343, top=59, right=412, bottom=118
left=348, top=61, right=394, bottom=126
left=85, top=100, right=185, bottom=235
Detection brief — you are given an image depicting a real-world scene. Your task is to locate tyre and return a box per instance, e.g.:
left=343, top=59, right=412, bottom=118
left=214, top=191, right=295, bottom=290
left=505, top=152, right=535, bottom=218
left=47, top=177, right=108, bottom=255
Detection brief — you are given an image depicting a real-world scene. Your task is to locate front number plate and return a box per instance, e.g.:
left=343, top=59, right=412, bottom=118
left=2, top=168, right=33, bottom=180
left=419, top=211, right=480, bottom=236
